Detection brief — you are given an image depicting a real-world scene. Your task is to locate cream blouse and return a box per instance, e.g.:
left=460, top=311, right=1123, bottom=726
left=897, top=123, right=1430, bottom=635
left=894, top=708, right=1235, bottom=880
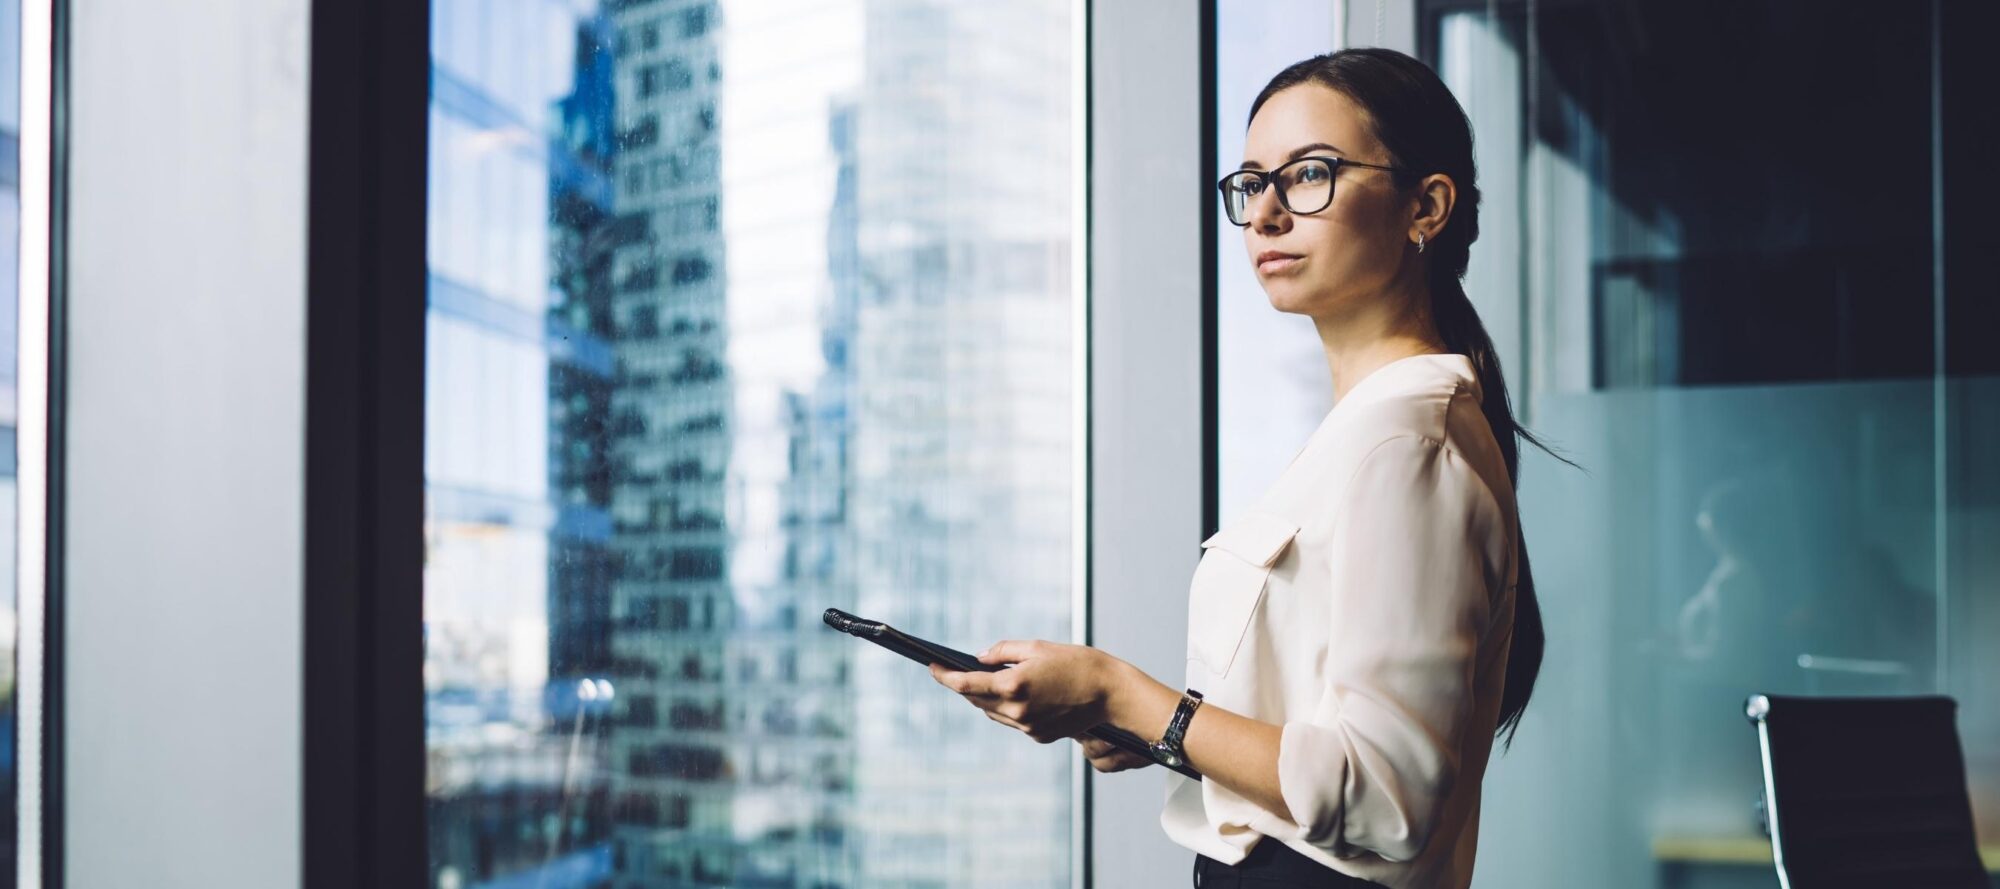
left=1160, top=352, right=1520, bottom=889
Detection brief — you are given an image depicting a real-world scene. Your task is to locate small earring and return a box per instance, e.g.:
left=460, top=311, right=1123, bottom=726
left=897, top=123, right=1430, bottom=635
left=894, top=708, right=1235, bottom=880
left=1416, top=232, right=1427, bottom=254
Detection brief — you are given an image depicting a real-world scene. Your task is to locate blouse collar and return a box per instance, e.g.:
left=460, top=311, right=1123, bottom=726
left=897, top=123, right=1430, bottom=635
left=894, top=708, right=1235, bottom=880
left=1272, top=352, right=1481, bottom=481
left=1334, top=351, right=1481, bottom=411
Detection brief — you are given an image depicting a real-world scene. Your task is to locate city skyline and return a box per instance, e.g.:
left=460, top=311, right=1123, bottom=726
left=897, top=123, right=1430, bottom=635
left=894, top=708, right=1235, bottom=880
left=424, top=2, right=1078, bottom=887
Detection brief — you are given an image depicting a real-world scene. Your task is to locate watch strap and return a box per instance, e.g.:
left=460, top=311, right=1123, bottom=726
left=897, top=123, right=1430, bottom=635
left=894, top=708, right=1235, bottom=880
left=1152, top=687, right=1204, bottom=765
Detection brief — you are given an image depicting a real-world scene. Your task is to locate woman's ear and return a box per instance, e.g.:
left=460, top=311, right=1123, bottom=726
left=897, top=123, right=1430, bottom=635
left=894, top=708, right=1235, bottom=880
left=1411, top=172, right=1457, bottom=246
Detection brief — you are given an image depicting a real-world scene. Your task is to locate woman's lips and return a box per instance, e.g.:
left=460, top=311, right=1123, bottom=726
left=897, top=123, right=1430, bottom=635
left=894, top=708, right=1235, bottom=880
left=1257, top=255, right=1304, bottom=274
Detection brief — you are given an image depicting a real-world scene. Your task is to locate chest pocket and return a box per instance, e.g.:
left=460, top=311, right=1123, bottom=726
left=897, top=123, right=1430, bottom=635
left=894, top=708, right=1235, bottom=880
left=1187, top=510, right=1300, bottom=679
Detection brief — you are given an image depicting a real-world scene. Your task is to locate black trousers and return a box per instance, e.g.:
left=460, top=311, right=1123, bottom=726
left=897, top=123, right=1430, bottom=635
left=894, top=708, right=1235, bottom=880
left=1193, top=839, right=1382, bottom=888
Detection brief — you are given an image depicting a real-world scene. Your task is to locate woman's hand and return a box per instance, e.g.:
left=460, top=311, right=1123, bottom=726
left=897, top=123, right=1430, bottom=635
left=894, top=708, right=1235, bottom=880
left=928, top=639, right=1130, bottom=745
left=1073, top=734, right=1155, bottom=773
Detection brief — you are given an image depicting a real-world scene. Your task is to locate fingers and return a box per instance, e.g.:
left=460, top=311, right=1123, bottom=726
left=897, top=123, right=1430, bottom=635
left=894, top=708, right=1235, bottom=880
left=932, top=662, right=1038, bottom=739
left=1075, top=736, right=1114, bottom=758
left=1074, top=735, right=1154, bottom=772
left=929, top=661, right=1013, bottom=699
left=1084, top=749, right=1153, bottom=773
left=985, top=709, right=1029, bottom=733
left=953, top=674, right=999, bottom=696
left=976, top=639, right=1038, bottom=665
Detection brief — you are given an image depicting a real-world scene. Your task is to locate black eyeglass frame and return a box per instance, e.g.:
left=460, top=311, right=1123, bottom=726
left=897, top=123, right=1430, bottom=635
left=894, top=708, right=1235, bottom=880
left=1215, top=155, right=1410, bottom=226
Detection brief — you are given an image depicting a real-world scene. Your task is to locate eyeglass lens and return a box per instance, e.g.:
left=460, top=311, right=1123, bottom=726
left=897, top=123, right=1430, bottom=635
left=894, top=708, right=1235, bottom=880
left=1221, top=159, right=1335, bottom=226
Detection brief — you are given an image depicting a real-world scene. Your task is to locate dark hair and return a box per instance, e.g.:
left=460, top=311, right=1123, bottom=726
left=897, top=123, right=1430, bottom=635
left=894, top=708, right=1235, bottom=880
left=1249, top=47, right=1578, bottom=749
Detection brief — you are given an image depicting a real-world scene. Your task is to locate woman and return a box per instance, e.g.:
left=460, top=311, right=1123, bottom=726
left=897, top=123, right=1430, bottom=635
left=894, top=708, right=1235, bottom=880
left=929, top=47, right=1565, bottom=888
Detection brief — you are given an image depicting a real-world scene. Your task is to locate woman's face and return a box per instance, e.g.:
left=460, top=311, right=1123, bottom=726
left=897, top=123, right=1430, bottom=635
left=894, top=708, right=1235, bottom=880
left=1239, top=83, right=1413, bottom=317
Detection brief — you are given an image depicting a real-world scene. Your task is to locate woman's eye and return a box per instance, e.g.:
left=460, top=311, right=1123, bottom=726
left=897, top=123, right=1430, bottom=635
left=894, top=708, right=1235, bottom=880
left=1297, top=165, right=1329, bottom=183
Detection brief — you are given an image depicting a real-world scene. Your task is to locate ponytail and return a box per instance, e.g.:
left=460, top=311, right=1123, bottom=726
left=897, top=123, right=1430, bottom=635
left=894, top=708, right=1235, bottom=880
left=1430, top=273, right=1569, bottom=748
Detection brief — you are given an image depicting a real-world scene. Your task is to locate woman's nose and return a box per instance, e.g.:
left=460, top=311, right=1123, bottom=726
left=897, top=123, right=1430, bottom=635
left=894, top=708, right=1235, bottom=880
left=1246, top=185, right=1289, bottom=232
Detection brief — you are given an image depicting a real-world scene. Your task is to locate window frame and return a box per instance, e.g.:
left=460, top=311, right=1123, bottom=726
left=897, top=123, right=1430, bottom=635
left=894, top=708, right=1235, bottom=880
left=303, top=0, right=429, bottom=884
left=17, top=0, right=63, bottom=884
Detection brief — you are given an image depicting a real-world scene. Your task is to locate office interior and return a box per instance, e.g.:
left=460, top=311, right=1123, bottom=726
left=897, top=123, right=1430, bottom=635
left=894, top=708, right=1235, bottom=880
left=3, top=0, right=1996, bottom=886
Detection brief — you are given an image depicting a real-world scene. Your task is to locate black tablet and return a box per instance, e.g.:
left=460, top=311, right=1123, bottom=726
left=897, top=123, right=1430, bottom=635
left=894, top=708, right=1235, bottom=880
left=823, top=607, right=1202, bottom=780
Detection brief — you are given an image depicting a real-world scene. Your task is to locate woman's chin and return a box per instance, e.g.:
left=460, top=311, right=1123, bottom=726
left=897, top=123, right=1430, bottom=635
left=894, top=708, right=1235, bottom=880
left=1265, top=287, right=1314, bottom=315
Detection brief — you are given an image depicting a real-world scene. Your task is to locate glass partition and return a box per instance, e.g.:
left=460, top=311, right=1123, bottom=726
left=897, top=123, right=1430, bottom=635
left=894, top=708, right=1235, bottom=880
left=1429, top=2, right=1997, bottom=885
left=423, top=2, right=1080, bottom=887
left=1215, top=1, right=1996, bottom=886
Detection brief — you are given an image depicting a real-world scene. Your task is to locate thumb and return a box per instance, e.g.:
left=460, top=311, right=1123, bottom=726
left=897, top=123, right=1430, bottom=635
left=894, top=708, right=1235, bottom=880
left=976, top=639, right=1029, bottom=664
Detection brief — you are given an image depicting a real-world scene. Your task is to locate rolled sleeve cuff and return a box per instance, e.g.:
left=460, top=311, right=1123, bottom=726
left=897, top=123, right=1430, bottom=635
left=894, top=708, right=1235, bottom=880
left=1277, top=720, right=1349, bottom=845
left=1277, top=719, right=1439, bottom=863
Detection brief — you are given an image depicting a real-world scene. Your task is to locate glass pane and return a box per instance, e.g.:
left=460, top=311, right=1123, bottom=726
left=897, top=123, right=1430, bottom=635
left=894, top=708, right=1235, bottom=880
left=1213, top=0, right=1339, bottom=527
left=0, top=0, right=19, bottom=876
left=1425, top=2, right=1996, bottom=885
left=423, top=2, right=1079, bottom=888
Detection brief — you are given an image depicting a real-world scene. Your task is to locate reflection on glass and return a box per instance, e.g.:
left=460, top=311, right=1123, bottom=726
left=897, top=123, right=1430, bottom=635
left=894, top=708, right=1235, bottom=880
left=1412, top=2, right=1998, bottom=886
left=0, top=0, right=20, bottom=877
left=424, top=2, right=1076, bottom=887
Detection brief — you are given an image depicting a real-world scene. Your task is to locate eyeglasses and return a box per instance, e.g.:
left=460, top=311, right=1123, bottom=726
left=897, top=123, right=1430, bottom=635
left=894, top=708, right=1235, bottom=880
left=1216, top=156, right=1407, bottom=227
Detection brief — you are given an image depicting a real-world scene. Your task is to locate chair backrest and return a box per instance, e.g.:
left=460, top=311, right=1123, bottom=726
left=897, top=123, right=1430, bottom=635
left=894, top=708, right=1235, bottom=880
left=1745, top=694, right=1986, bottom=889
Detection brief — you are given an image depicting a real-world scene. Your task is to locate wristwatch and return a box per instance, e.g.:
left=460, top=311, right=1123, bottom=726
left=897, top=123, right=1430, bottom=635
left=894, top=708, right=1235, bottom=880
left=1148, top=687, right=1204, bottom=768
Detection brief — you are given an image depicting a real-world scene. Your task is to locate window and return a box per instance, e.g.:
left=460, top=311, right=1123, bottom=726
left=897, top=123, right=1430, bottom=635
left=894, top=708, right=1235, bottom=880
left=425, top=2, right=1079, bottom=888
left=1211, top=0, right=1342, bottom=524
left=667, top=253, right=708, bottom=287
left=680, top=5, right=711, bottom=40
left=0, top=0, right=22, bottom=875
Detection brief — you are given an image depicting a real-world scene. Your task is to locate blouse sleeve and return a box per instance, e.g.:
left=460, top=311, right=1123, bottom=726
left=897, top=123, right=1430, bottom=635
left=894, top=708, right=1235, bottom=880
left=1265, top=433, right=1506, bottom=862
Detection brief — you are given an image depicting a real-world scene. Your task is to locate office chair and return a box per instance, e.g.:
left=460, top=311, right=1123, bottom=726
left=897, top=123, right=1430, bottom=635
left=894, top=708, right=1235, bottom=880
left=1745, top=694, right=1986, bottom=889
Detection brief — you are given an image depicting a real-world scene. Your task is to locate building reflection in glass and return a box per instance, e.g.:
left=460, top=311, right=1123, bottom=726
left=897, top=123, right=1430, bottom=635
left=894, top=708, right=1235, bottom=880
left=424, top=2, right=1077, bottom=887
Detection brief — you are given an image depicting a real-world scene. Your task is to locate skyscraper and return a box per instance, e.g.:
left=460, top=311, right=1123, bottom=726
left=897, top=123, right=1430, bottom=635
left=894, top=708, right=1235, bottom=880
left=844, top=3, right=1075, bottom=885
left=425, top=4, right=618, bottom=887
left=602, top=1, right=737, bottom=882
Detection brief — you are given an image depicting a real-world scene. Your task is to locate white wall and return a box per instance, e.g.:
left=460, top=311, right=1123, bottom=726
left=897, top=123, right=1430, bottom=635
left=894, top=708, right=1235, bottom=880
left=64, top=0, right=308, bottom=885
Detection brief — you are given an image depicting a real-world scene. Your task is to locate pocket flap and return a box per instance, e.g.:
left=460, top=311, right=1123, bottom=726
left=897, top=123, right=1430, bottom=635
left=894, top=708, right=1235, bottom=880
left=1200, top=510, right=1300, bottom=567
